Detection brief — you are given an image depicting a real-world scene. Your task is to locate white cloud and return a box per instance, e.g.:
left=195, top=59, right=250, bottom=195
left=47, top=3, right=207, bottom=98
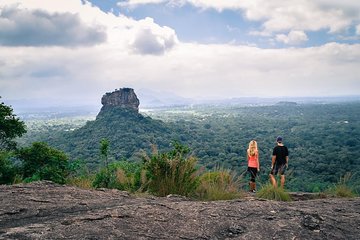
left=356, top=24, right=360, bottom=35
left=0, top=0, right=359, bottom=107
left=119, top=0, right=360, bottom=35
left=0, top=6, right=106, bottom=46
left=1, top=40, right=360, bottom=104
left=129, top=17, right=178, bottom=55
left=276, top=30, right=308, bottom=45
left=118, top=0, right=167, bottom=8
left=0, top=0, right=178, bottom=53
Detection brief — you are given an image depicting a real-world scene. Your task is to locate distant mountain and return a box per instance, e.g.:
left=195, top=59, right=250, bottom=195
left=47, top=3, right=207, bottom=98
left=136, top=88, right=193, bottom=108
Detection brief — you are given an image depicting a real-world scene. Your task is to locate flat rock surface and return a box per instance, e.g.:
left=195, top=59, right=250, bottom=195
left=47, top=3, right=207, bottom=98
left=1, top=181, right=359, bottom=239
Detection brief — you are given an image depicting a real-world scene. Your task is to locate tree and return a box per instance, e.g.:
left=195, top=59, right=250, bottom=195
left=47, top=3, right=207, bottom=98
left=0, top=151, right=18, bottom=184
left=0, top=98, right=26, bottom=150
left=17, top=142, right=69, bottom=184
left=93, top=139, right=111, bottom=188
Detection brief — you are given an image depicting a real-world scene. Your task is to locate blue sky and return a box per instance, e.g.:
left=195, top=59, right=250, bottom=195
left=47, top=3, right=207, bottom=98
left=0, top=0, right=360, bottom=107
left=91, top=0, right=360, bottom=48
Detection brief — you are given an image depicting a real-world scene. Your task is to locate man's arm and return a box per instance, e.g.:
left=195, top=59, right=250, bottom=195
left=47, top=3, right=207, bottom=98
left=286, top=156, right=289, bottom=167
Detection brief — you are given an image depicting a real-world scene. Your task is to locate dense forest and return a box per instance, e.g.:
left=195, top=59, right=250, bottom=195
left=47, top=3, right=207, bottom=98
left=17, top=102, right=360, bottom=193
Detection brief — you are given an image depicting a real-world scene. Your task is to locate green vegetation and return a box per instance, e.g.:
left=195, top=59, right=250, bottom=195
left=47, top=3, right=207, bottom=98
left=142, top=142, right=200, bottom=197
left=18, top=142, right=70, bottom=184
left=325, top=173, right=356, bottom=198
left=91, top=142, right=243, bottom=199
left=93, top=160, right=144, bottom=192
left=256, top=183, right=292, bottom=201
left=0, top=151, right=18, bottom=184
left=13, top=101, right=360, bottom=194
left=196, top=169, right=243, bottom=201
left=0, top=98, right=26, bottom=150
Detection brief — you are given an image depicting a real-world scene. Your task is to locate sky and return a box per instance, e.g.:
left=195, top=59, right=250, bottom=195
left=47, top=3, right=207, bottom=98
left=0, top=0, right=360, bottom=107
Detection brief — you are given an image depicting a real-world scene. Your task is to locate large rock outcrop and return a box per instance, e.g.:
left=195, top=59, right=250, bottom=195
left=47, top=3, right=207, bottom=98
left=100, top=88, right=140, bottom=113
left=1, top=181, right=359, bottom=239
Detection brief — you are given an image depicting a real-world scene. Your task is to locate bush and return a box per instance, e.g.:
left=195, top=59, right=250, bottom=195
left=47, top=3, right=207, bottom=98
left=0, top=151, right=18, bottom=184
left=196, top=169, right=243, bottom=201
left=93, top=161, right=144, bottom=192
left=67, top=175, right=94, bottom=189
left=66, top=159, right=94, bottom=189
left=0, top=99, right=27, bottom=150
left=17, top=142, right=70, bottom=184
left=256, top=183, right=292, bottom=201
left=325, top=173, right=356, bottom=198
left=143, top=142, right=200, bottom=197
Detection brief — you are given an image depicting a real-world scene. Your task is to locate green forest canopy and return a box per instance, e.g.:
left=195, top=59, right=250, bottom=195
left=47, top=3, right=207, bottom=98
left=18, top=102, right=360, bottom=193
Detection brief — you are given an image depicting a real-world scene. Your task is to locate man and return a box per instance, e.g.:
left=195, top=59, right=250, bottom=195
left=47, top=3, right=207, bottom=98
left=269, top=136, right=289, bottom=188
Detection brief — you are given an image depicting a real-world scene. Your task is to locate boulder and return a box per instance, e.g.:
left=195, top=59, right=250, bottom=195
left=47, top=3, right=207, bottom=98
left=0, top=181, right=359, bottom=239
left=100, top=88, right=140, bottom=113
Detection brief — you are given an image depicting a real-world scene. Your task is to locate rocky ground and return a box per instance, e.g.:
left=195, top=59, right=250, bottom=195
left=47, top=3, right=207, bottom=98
left=1, top=181, right=359, bottom=240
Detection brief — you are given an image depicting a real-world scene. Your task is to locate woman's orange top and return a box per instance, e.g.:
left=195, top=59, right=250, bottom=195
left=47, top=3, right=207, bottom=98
left=248, top=152, right=259, bottom=168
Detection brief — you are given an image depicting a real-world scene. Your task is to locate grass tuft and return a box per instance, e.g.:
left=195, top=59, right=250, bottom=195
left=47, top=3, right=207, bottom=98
left=325, top=173, right=356, bottom=198
left=196, top=169, right=243, bottom=201
left=256, top=183, right=292, bottom=201
left=66, top=175, right=94, bottom=189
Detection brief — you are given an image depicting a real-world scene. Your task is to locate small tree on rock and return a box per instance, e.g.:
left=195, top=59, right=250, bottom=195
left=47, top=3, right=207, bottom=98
left=17, top=142, right=69, bottom=184
left=0, top=98, right=26, bottom=150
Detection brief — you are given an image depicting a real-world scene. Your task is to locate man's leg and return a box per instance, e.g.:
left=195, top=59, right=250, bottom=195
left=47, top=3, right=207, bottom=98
left=280, top=175, right=285, bottom=188
left=269, top=174, right=277, bottom=188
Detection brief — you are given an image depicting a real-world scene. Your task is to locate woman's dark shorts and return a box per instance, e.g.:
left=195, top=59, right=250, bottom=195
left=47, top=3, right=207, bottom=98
left=270, top=164, right=287, bottom=175
left=248, top=167, right=258, bottom=182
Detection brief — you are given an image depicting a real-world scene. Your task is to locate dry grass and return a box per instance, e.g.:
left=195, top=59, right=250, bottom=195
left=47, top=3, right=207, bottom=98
left=256, top=183, right=292, bottom=201
left=196, top=169, right=244, bottom=201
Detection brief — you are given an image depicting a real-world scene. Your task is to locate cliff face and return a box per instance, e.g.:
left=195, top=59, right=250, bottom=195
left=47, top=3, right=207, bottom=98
left=1, top=181, right=360, bottom=240
left=100, top=88, right=140, bottom=113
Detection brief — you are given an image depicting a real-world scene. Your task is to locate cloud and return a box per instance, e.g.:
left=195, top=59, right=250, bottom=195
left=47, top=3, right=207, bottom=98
left=129, top=17, right=178, bottom=55
left=119, top=0, right=360, bottom=36
left=118, top=0, right=167, bottom=8
left=0, top=0, right=359, bottom=106
left=2, top=41, right=360, bottom=104
left=0, top=6, right=106, bottom=47
left=276, top=30, right=308, bottom=45
left=356, top=24, right=360, bottom=35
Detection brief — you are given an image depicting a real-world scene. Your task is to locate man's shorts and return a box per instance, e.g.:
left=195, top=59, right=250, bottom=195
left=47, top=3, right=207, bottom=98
left=270, top=164, right=287, bottom=175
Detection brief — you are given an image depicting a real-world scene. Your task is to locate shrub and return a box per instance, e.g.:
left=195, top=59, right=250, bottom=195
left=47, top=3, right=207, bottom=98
left=67, top=175, right=95, bottom=189
left=0, top=99, right=27, bottom=150
left=196, top=169, right=243, bottom=201
left=93, top=161, right=144, bottom=192
left=326, top=173, right=356, bottom=198
left=17, top=142, right=69, bottom=184
left=256, top=183, right=292, bottom=201
left=66, top=159, right=94, bottom=189
left=143, top=142, right=200, bottom=197
left=0, top=151, right=18, bottom=184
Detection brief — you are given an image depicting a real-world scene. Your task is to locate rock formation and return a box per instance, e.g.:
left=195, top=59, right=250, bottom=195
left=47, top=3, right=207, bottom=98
left=1, top=181, right=359, bottom=239
left=100, top=88, right=140, bottom=112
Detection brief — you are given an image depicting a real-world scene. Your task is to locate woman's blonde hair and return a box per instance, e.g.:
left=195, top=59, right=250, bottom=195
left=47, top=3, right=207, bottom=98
left=248, top=140, right=258, bottom=156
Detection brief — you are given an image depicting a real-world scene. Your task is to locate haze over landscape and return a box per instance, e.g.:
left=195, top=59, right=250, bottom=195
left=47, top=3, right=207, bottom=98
left=1, top=0, right=360, bottom=109
left=1, top=4, right=360, bottom=237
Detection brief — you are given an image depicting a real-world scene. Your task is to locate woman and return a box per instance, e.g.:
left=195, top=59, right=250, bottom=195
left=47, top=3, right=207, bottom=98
left=247, top=140, right=260, bottom=192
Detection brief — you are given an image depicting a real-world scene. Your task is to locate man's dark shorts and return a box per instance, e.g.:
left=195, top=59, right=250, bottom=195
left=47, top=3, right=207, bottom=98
left=270, top=164, right=287, bottom=175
